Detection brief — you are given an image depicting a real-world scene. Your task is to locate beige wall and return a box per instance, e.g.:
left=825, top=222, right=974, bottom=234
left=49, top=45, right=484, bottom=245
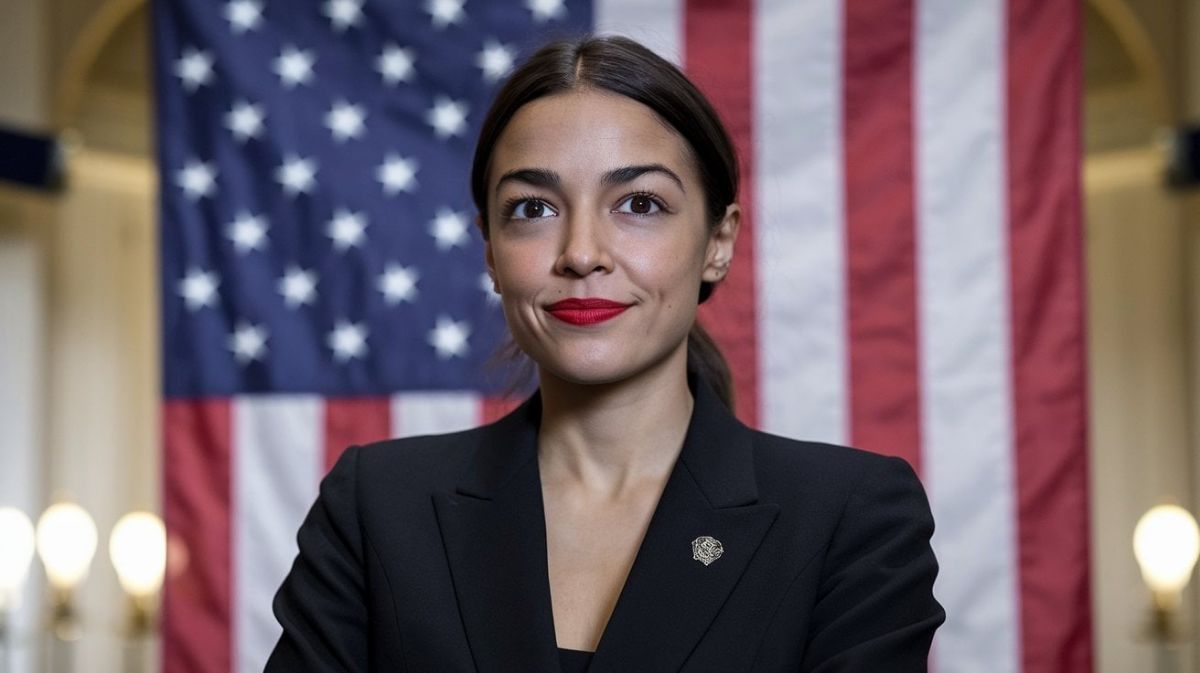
left=1085, top=149, right=1196, bottom=672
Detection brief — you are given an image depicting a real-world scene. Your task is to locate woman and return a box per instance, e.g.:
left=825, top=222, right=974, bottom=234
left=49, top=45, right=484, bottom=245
left=266, top=35, right=944, bottom=673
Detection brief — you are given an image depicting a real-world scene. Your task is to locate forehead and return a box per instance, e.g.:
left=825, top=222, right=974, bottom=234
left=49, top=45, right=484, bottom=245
left=490, top=90, right=695, bottom=185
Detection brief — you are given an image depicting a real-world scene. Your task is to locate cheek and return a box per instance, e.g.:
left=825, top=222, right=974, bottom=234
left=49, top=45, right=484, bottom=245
left=490, top=239, right=543, bottom=295
left=619, top=230, right=708, bottom=302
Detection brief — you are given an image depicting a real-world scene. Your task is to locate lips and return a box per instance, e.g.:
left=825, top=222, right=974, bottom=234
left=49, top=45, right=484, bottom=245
left=545, top=298, right=632, bottom=325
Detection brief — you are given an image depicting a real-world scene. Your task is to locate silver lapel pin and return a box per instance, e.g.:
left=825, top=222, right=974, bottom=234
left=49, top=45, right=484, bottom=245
left=692, top=536, right=724, bottom=566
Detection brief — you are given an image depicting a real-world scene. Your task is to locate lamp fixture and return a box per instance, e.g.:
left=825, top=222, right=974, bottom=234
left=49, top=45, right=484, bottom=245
left=1133, top=504, right=1200, bottom=610
left=109, top=512, right=166, bottom=600
left=35, top=502, right=96, bottom=641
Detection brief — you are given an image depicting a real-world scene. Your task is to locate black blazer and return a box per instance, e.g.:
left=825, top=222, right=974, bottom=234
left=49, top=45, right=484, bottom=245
left=266, top=378, right=945, bottom=672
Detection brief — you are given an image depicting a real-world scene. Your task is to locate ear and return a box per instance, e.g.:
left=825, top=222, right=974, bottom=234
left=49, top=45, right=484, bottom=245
left=482, top=216, right=500, bottom=294
left=702, top=203, right=740, bottom=283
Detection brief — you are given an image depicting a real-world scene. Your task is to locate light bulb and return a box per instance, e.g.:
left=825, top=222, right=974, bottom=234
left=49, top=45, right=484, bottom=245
left=1133, top=504, right=1200, bottom=602
left=36, top=502, right=97, bottom=590
left=109, top=512, right=166, bottom=599
left=0, top=507, right=35, bottom=610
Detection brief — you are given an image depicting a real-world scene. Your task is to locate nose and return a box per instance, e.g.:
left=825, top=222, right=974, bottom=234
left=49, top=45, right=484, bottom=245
left=553, top=213, right=613, bottom=278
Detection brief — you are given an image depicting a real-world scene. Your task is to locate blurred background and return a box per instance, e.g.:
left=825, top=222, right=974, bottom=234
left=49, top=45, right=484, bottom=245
left=0, top=0, right=1199, bottom=671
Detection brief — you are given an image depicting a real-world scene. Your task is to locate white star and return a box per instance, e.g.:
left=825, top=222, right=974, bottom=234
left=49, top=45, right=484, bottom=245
left=426, top=97, right=468, bottom=139
left=378, top=263, right=419, bottom=304
left=324, top=101, right=366, bottom=142
left=327, top=209, right=367, bottom=250
left=278, top=266, right=318, bottom=307
left=226, top=211, right=268, bottom=253
left=275, top=155, right=317, bottom=195
left=429, top=208, right=470, bottom=250
left=178, top=268, right=219, bottom=310
left=322, top=0, right=363, bottom=31
left=376, top=45, right=416, bottom=85
left=376, top=154, right=418, bottom=195
left=526, top=0, right=566, bottom=22
left=176, top=160, right=216, bottom=200
left=174, top=48, right=214, bottom=91
left=225, top=101, right=265, bottom=141
left=228, top=322, right=268, bottom=363
left=223, top=0, right=264, bottom=32
left=428, top=315, right=471, bottom=359
left=476, top=40, right=516, bottom=82
left=273, top=46, right=316, bottom=87
left=426, top=0, right=466, bottom=28
left=480, top=271, right=500, bottom=303
left=328, top=320, right=368, bottom=362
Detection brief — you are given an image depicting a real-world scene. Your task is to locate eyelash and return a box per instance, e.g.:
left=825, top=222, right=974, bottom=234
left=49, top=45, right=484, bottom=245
left=499, top=191, right=670, bottom=220
left=500, top=193, right=551, bottom=220
left=616, top=192, right=669, bottom=217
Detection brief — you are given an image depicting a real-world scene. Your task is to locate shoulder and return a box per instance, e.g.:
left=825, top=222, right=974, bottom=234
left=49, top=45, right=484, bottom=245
left=751, top=429, right=914, bottom=484
left=749, top=430, right=926, bottom=513
left=334, top=424, right=488, bottom=498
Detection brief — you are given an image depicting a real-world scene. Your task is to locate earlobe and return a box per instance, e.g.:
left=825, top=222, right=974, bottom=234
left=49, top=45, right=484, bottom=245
left=703, top=203, right=740, bottom=282
left=484, top=241, right=500, bottom=293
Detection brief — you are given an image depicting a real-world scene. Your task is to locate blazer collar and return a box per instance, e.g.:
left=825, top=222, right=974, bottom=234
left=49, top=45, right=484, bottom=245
left=432, top=373, right=779, bottom=673
left=454, top=372, right=760, bottom=508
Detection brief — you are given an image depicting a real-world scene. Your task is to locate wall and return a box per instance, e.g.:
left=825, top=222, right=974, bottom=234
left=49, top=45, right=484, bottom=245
left=1085, top=148, right=1196, bottom=672
left=0, top=1, right=49, bottom=671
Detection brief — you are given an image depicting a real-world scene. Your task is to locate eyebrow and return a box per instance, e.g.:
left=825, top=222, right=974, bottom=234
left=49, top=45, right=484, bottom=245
left=494, top=164, right=686, bottom=193
left=495, top=168, right=561, bottom=191
left=602, top=164, right=685, bottom=192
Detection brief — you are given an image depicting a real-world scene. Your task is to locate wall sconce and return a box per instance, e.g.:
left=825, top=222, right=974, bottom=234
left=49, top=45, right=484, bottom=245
left=109, top=512, right=166, bottom=637
left=1133, top=504, right=1200, bottom=673
left=0, top=507, right=35, bottom=673
left=35, top=502, right=97, bottom=643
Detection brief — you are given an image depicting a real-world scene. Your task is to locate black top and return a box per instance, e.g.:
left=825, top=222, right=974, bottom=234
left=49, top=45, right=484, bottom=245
left=557, top=648, right=593, bottom=673
left=266, top=375, right=944, bottom=672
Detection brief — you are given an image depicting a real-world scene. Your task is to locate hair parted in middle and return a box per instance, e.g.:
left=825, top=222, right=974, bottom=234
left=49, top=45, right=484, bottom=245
left=470, top=34, right=741, bottom=408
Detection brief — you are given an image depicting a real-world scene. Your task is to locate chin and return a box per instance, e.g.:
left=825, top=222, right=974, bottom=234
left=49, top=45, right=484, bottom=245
left=527, top=337, right=689, bottom=389
left=533, top=346, right=634, bottom=387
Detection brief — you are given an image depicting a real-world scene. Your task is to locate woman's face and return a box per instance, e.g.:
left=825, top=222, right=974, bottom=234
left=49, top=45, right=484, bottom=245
left=484, top=89, right=738, bottom=387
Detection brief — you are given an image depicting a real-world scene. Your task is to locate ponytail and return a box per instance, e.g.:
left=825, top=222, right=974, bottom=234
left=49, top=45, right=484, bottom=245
left=686, top=321, right=734, bottom=411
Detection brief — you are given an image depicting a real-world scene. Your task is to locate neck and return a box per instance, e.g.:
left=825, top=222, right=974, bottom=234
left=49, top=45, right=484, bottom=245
left=536, top=345, right=694, bottom=496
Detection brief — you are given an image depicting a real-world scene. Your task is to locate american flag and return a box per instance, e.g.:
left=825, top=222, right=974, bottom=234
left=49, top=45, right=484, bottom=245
left=153, top=1, right=1090, bottom=672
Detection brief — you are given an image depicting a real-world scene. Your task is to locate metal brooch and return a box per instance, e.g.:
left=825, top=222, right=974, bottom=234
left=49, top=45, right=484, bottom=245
left=691, top=535, right=724, bottom=566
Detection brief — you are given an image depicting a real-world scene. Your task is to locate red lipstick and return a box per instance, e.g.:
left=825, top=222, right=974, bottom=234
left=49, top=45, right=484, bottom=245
left=545, top=298, right=632, bottom=325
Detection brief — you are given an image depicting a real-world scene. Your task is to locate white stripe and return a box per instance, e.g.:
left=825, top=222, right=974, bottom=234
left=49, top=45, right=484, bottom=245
left=593, top=0, right=683, bottom=66
left=233, top=396, right=323, bottom=673
left=391, top=392, right=481, bottom=437
left=754, top=0, right=847, bottom=444
left=915, top=2, right=1021, bottom=671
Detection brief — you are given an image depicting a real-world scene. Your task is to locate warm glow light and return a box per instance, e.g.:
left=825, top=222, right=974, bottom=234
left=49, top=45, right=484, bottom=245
left=36, top=502, right=98, bottom=590
left=1134, top=504, right=1200, bottom=602
left=109, top=512, right=166, bottom=599
left=0, top=507, right=35, bottom=611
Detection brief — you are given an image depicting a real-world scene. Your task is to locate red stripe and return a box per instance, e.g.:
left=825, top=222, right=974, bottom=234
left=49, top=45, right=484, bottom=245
left=162, top=399, right=232, bottom=673
left=685, top=0, right=760, bottom=428
left=481, top=396, right=524, bottom=424
left=324, top=398, right=391, bottom=472
left=1006, top=0, right=1093, bottom=669
left=842, top=0, right=922, bottom=472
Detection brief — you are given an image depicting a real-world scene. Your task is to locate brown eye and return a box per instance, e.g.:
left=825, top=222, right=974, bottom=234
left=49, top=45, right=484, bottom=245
left=507, top=198, right=557, bottom=220
left=614, top=193, right=663, bottom=216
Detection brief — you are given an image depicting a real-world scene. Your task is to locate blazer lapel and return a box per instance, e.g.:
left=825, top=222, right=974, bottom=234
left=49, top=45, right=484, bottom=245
left=432, top=395, right=560, bottom=673
left=588, top=378, right=780, bottom=673
left=432, top=376, right=778, bottom=673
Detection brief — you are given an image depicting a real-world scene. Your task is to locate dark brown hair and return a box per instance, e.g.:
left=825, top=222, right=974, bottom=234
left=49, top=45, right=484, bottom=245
left=471, top=35, right=737, bottom=409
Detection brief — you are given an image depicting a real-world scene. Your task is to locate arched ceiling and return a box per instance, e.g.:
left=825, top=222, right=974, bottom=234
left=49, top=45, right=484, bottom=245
left=61, top=1, right=1170, bottom=158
